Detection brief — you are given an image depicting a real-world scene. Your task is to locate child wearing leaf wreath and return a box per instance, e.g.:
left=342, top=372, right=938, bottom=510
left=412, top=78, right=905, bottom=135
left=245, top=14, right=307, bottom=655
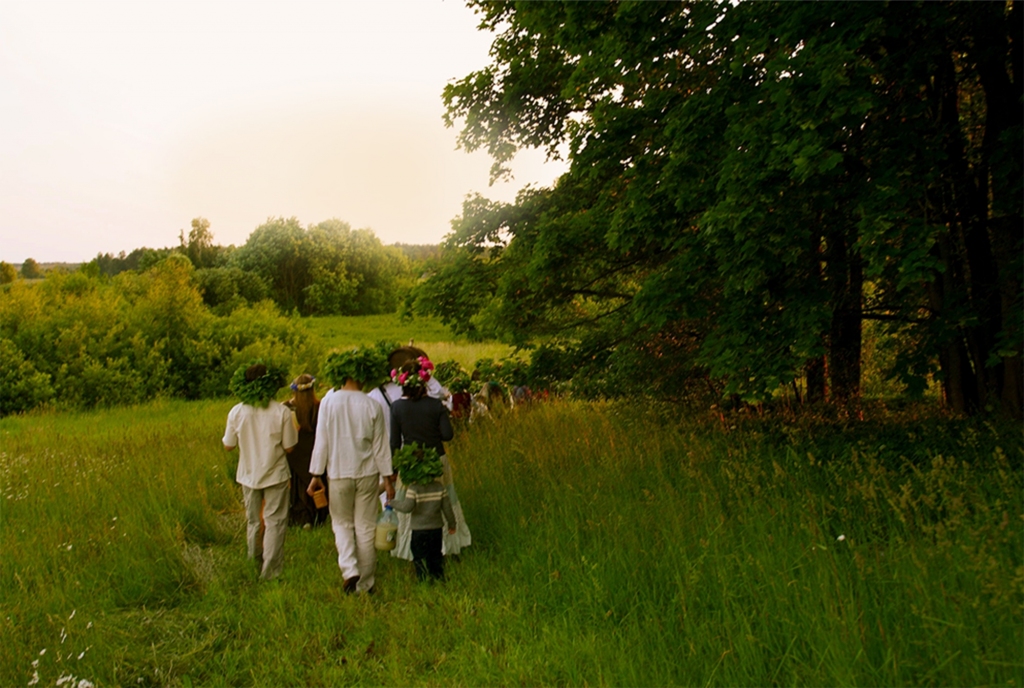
left=389, top=443, right=456, bottom=581
left=222, top=361, right=298, bottom=581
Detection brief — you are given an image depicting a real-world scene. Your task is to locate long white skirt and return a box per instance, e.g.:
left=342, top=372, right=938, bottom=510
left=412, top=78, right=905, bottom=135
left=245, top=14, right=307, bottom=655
left=391, top=454, right=472, bottom=561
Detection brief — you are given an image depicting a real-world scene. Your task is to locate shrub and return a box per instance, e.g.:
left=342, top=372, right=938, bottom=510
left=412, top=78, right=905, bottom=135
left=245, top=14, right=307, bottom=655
left=0, top=339, right=54, bottom=415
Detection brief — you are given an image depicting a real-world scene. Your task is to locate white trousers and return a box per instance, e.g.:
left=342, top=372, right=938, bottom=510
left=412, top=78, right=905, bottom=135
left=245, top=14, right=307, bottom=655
left=242, top=480, right=289, bottom=581
left=329, top=474, right=380, bottom=593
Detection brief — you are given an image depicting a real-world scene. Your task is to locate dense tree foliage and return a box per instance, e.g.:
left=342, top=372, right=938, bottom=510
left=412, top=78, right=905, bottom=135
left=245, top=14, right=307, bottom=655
left=178, top=217, right=229, bottom=269
left=0, top=262, right=16, bottom=284
left=414, top=1, right=1021, bottom=415
left=86, top=216, right=419, bottom=317
left=0, top=257, right=321, bottom=415
left=229, top=217, right=412, bottom=316
left=92, top=247, right=178, bottom=276
left=19, top=258, right=42, bottom=279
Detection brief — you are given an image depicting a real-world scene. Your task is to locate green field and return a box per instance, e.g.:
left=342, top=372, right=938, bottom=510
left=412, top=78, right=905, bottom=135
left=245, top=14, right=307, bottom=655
left=304, top=314, right=517, bottom=371
left=1, top=397, right=1020, bottom=686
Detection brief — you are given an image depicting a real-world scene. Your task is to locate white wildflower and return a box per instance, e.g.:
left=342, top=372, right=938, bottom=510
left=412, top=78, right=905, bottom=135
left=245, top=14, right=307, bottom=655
left=836, top=534, right=846, bottom=542
left=77, top=681, right=95, bottom=688
left=68, top=610, right=76, bottom=620
left=27, top=670, right=39, bottom=686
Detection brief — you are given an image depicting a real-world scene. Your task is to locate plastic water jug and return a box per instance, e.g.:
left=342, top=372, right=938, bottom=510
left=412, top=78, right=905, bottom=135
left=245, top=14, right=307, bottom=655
left=375, top=505, right=398, bottom=551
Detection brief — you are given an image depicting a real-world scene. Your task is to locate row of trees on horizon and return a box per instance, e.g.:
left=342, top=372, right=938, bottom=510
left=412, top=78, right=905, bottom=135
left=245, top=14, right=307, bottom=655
left=2, top=217, right=440, bottom=317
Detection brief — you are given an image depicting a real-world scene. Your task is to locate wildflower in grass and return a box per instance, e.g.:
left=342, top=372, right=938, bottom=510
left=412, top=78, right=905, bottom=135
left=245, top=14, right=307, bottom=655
left=837, top=534, right=846, bottom=542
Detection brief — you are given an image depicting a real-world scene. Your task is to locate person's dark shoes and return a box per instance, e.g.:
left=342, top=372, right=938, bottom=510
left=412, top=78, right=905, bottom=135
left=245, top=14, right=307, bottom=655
left=343, top=575, right=360, bottom=593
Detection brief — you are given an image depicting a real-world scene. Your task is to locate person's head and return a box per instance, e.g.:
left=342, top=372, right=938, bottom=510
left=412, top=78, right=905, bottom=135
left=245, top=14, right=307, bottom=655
left=229, top=359, right=287, bottom=407
left=387, top=345, right=429, bottom=372
left=246, top=363, right=267, bottom=381
left=289, top=374, right=318, bottom=431
left=392, top=356, right=434, bottom=401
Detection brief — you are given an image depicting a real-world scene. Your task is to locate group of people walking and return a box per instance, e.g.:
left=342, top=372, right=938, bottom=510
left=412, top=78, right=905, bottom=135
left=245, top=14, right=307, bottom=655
left=221, top=346, right=470, bottom=590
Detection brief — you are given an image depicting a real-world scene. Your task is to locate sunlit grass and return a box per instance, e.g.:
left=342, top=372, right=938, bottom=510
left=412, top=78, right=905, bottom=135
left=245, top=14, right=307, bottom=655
left=302, top=313, right=515, bottom=370
left=1, top=399, right=1020, bottom=685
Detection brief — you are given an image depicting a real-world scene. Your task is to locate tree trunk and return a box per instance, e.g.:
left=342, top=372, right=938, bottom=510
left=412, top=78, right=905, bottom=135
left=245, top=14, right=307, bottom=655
left=825, top=229, right=862, bottom=405
left=805, top=355, right=826, bottom=403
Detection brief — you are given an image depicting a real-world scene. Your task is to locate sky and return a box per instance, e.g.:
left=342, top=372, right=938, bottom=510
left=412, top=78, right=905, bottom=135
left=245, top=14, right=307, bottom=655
left=0, top=0, right=566, bottom=263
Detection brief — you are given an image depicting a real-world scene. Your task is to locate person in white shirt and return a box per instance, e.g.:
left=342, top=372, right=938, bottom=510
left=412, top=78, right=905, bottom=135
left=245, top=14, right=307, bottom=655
left=308, top=348, right=395, bottom=594
left=222, top=362, right=298, bottom=581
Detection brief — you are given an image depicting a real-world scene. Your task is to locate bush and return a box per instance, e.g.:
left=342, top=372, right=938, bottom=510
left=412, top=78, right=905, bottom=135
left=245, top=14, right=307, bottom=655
left=0, top=261, right=323, bottom=413
left=0, top=339, right=54, bottom=415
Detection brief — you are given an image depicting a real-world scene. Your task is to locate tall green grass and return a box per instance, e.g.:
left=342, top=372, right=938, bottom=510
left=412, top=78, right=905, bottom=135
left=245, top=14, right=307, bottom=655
left=1, top=399, right=1020, bottom=685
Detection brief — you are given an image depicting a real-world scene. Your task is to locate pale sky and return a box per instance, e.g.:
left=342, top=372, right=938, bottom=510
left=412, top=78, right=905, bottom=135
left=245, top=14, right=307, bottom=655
left=0, top=0, right=565, bottom=263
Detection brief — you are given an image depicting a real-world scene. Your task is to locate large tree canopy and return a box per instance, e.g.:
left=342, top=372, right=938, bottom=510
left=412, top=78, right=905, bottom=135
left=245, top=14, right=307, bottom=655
left=230, top=217, right=411, bottom=316
left=418, top=0, right=1021, bottom=415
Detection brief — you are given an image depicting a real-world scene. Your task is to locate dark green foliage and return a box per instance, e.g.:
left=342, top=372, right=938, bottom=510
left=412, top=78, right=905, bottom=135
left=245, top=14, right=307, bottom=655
left=434, top=359, right=472, bottom=394
left=90, top=247, right=175, bottom=276
left=19, top=258, right=42, bottom=279
left=391, top=442, right=443, bottom=485
left=423, top=0, right=1022, bottom=416
left=228, top=359, right=287, bottom=407
left=0, top=338, right=54, bottom=414
left=321, top=347, right=386, bottom=389
left=0, top=262, right=16, bottom=284
left=230, top=217, right=411, bottom=316
left=195, top=267, right=270, bottom=315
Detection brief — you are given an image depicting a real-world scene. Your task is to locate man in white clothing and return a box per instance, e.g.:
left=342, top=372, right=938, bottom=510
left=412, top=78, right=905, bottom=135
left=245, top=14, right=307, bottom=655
left=223, top=362, right=297, bottom=581
left=309, top=349, right=394, bottom=594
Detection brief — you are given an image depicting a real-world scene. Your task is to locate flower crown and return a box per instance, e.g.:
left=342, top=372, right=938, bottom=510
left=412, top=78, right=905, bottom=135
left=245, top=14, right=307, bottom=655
left=391, top=356, right=434, bottom=388
left=290, top=377, right=315, bottom=392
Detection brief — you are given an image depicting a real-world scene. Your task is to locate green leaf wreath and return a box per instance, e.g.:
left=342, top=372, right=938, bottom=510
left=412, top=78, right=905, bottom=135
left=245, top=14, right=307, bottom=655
left=392, top=442, right=444, bottom=486
left=322, top=347, right=387, bottom=388
left=435, top=359, right=473, bottom=394
left=229, top=359, right=287, bottom=407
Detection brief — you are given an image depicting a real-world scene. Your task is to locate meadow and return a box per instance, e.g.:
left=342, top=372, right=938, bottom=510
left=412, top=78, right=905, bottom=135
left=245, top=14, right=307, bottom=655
left=1, top=393, right=1020, bottom=686
left=303, top=313, right=517, bottom=372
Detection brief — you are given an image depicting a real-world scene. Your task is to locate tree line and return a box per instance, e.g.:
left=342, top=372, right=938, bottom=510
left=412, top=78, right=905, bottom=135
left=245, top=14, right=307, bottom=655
left=407, top=1, right=1022, bottom=417
left=0, top=217, right=440, bottom=416
left=85, top=216, right=431, bottom=317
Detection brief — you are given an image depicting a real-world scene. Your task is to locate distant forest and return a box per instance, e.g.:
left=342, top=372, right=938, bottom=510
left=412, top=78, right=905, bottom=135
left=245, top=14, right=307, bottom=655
left=2, top=217, right=440, bottom=317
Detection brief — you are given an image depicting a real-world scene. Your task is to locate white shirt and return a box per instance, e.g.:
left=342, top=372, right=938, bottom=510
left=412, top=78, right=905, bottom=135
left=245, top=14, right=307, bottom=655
left=366, top=382, right=403, bottom=443
left=310, top=389, right=392, bottom=480
left=222, top=401, right=298, bottom=489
